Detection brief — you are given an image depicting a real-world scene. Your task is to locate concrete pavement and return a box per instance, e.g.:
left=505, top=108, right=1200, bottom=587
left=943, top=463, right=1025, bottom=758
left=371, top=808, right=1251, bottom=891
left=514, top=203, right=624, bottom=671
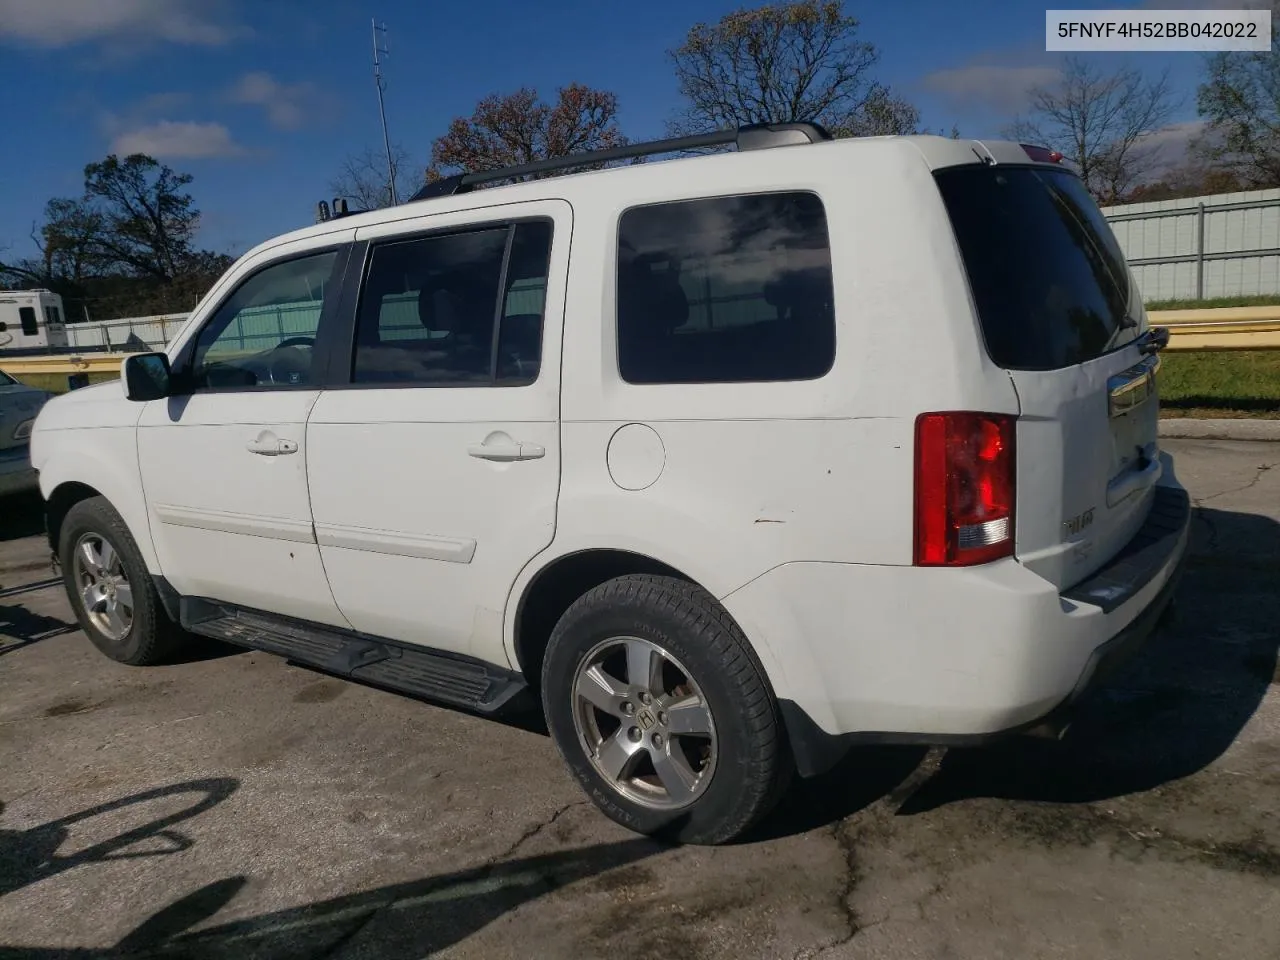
left=1, top=438, right=1277, bottom=959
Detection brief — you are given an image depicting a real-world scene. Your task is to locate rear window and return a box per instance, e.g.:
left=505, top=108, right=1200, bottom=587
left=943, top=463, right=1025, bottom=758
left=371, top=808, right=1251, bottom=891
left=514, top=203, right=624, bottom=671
left=936, top=165, right=1140, bottom=371
left=616, top=192, right=835, bottom=384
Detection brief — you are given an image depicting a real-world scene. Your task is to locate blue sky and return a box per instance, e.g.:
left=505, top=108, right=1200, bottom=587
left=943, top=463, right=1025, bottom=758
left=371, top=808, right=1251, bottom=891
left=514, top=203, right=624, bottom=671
left=0, top=0, right=1241, bottom=260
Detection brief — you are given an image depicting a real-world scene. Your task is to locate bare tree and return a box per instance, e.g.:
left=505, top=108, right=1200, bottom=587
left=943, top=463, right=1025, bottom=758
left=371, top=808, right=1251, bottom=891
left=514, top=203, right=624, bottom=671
left=1006, top=57, right=1177, bottom=204
left=329, top=144, right=419, bottom=210
left=427, top=84, right=627, bottom=182
left=667, top=0, right=918, bottom=138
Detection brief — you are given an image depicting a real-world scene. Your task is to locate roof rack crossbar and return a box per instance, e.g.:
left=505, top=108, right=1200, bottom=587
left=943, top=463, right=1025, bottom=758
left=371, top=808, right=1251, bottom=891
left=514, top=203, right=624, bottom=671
left=408, top=122, right=830, bottom=203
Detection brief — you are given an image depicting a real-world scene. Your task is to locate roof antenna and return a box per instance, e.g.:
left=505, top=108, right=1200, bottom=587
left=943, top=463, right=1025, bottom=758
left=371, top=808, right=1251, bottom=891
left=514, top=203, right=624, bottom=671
left=372, top=19, right=398, bottom=205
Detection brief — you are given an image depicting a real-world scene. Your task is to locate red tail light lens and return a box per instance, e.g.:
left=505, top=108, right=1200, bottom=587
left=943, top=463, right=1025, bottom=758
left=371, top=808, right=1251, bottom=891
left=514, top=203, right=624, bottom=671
left=914, top=412, right=1016, bottom=566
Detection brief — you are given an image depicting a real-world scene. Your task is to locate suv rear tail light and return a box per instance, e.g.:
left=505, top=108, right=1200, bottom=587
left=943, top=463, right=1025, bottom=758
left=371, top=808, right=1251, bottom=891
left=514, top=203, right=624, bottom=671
left=914, top=412, right=1016, bottom=566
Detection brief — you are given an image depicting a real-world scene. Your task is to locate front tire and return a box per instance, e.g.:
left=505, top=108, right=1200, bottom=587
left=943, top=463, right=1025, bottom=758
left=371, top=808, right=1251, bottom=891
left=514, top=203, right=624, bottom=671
left=59, top=496, right=183, bottom=666
left=542, top=574, right=791, bottom=845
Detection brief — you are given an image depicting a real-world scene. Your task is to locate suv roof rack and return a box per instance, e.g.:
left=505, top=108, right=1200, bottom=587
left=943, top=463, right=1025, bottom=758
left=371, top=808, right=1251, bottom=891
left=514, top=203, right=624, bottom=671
left=407, top=121, right=832, bottom=203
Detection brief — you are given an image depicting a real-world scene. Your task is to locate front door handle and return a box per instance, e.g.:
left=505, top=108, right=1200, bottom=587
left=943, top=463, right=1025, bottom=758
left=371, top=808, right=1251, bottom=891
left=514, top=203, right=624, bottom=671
left=467, top=439, right=545, bottom=462
left=247, top=435, right=299, bottom=456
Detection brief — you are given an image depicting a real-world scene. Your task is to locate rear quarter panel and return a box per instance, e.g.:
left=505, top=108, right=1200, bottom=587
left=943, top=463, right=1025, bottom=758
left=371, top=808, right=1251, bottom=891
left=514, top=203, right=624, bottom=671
left=507, top=138, right=1020, bottom=697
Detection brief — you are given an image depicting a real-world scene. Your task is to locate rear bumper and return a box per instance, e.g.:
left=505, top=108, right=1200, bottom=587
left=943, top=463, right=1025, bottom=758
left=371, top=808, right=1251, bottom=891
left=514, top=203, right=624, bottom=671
left=0, top=445, right=38, bottom=497
left=722, top=484, right=1191, bottom=777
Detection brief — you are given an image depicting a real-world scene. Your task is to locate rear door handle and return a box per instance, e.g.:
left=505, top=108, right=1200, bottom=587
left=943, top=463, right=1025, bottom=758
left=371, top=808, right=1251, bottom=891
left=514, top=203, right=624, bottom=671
left=247, top=436, right=299, bottom=456
left=467, top=440, right=545, bottom=462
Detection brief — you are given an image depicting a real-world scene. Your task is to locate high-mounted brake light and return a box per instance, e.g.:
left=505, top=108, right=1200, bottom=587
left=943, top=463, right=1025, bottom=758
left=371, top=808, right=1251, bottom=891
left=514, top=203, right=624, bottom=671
left=1020, top=143, right=1063, bottom=164
left=914, top=412, right=1016, bottom=566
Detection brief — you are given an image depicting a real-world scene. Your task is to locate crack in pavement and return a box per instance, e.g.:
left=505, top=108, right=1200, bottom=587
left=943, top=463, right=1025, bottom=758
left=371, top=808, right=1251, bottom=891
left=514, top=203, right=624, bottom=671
left=791, top=821, right=860, bottom=960
left=1196, top=462, right=1276, bottom=504
left=791, top=748, right=949, bottom=959
left=493, top=799, right=589, bottom=864
left=301, top=800, right=592, bottom=959
left=1192, top=505, right=1220, bottom=554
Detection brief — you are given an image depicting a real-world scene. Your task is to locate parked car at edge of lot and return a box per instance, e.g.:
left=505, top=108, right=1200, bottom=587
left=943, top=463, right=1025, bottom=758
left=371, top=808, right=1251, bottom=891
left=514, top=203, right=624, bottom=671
left=0, top=367, right=52, bottom=498
left=28, top=124, right=1190, bottom=845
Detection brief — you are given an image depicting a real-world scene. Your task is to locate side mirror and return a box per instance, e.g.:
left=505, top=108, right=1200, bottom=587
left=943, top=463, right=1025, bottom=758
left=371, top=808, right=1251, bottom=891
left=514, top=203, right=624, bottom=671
left=122, top=352, right=172, bottom=402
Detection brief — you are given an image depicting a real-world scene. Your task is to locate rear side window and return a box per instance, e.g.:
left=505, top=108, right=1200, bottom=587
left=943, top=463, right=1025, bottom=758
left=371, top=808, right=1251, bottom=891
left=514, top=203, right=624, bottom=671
left=19, top=307, right=37, bottom=337
left=616, top=192, right=835, bottom=384
left=353, top=220, right=552, bottom=386
left=936, top=166, right=1139, bottom=370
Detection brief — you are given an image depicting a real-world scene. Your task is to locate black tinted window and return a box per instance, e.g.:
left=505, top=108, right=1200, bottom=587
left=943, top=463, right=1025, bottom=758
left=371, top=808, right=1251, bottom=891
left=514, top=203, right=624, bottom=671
left=616, top=192, right=835, bottom=384
left=19, top=307, right=37, bottom=337
left=936, top=166, right=1139, bottom=370
left=354, top=220, right=552, bottom=386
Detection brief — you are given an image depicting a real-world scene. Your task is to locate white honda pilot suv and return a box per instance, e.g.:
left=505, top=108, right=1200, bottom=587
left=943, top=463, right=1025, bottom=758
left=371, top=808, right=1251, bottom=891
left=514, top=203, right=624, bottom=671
left=30, top=125, right=1188, bottom=844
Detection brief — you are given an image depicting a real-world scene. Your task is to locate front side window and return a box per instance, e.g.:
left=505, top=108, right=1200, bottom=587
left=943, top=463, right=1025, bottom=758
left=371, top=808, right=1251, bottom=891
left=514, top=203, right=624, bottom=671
left=19, top=307, right=37, bottom=337
left=616, top=192, right=836, bottom=384
left=189, top=251, right=339, bottom=389
left=353, top=219, right=553, bottom=386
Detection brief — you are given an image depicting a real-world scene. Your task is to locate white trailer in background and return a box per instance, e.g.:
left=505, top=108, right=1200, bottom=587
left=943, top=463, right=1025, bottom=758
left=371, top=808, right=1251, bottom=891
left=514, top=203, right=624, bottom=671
left=0, top=290, right=70, bottom=353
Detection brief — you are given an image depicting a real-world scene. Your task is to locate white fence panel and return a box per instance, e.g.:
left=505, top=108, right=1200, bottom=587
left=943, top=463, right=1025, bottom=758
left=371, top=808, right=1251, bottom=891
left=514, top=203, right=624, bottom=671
left=1102, top=188, right=1280, bottom=302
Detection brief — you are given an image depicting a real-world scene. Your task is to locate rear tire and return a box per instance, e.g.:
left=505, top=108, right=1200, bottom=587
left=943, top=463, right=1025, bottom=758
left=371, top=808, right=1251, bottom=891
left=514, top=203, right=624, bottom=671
left=542, top=574, right=791, bottom=845
left=59, top=497, right=184, bottom=666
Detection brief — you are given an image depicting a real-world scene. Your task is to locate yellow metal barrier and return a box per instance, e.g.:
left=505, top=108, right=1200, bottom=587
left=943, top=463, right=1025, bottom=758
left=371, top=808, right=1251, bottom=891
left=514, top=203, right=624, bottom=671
left=0, top=353, right=128, bottom=377
left=1150, top=308, right=1280, bottom=351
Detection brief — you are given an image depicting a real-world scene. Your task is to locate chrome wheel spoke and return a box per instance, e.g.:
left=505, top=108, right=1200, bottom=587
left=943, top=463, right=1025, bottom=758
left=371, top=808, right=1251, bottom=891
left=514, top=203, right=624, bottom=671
left=81, top=581, right=107, bottom=612
left=578, top=664, right=628, bottom=717
left=103, top=601, right=128, bottom=637
left=624, top=638, right=663, bottom=692
left=98, top=540, right=118, bottom=575
left=78, top=540, right=103, bottom=576
left=664, top=694, right=712, bottom=736
left=114, top=582, right=133, bottom=611
left=595, top=729, right=644, bottom=783
left=652, top=747, right=699, bottom=805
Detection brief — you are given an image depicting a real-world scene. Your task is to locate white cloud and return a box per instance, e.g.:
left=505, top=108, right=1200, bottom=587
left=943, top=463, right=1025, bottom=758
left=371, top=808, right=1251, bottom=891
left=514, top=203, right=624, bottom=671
left=0, top=0, right=240, bottom=48
left=1139, top=119, right=1210, bottom=177
left=922, top=64, right=1061, bottom=114
left=226, top=72, right=317, bottom=131
left=110, top=121, right=245, bottom=159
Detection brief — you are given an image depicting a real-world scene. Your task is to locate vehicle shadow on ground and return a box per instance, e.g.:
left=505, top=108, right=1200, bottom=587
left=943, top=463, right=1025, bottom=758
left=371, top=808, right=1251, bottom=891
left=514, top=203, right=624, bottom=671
left=759, top=505, right=1280, bottom=833
left=0, top=492, right=44, bottom=542
left=0, top=576, right=78, bottom=656
left=0, top=837, right=663, bottom=959
left=0, top=600, right=78, bottom=657
left=0, top=778, right=240, bottom=900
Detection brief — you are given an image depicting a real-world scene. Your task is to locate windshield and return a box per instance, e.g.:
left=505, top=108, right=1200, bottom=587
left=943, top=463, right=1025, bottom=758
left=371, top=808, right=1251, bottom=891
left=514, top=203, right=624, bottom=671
left=0, top=369, right=17, bottom=386
left=935, top=165, right=1141, bottom=371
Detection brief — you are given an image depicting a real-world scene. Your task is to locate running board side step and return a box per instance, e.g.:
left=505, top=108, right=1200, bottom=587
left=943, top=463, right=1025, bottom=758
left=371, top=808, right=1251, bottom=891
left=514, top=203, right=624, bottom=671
left=179, top=598, right=527, bottom=714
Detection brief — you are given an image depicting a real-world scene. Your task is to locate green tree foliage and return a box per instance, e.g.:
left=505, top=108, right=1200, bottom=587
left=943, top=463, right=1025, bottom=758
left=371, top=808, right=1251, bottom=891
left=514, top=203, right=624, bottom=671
left=0, top=154, right=230, bottom=320
left=1196, top=18, right=1280, bottom=188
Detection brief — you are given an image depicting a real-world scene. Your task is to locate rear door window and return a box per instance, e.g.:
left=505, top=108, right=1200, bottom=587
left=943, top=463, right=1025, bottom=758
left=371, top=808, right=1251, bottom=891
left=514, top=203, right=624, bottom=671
left=936, top=166, right=1140, bottom=371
